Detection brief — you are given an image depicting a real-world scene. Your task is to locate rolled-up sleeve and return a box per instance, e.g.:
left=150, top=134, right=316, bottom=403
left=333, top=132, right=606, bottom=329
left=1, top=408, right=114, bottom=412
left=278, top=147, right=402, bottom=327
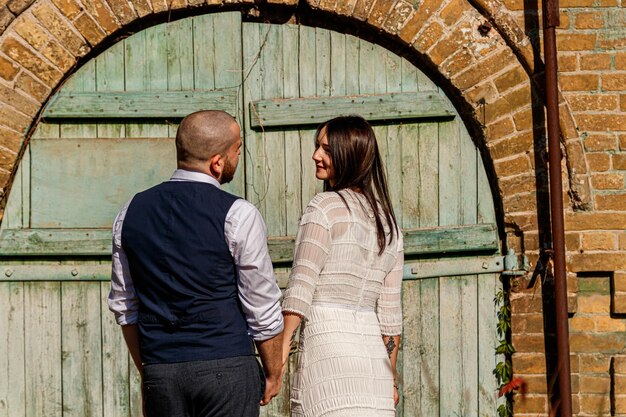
left=227, top=200, right=284, bottom=341
left=108, top=199, right=139, bottom=326
left=282, top=203, right=330, bottom=319
left=376, top=232, right=404, bottom=336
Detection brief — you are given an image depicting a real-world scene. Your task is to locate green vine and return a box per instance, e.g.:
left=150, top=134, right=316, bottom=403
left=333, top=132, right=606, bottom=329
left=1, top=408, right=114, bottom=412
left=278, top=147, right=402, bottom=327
left=493, top=287, right=515, bottom=417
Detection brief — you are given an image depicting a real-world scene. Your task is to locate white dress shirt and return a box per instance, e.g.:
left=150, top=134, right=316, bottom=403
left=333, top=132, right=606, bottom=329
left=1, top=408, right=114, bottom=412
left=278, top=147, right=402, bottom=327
left=108, top=169, right=284, bottom=341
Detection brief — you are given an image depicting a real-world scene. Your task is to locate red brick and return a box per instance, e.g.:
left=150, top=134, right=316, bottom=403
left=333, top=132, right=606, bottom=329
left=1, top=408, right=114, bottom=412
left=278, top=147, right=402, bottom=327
left=565, top=212, right=626, bottom=230
left=581, top=232, right=617, bottom=251
left=150, top=0, right=169, bottom=13
left=0, top=37, right=63, bottom=87
left=557, top=33, right=597, bottom=51
left=412, top=20, right=443, bottom=53
left=381, top=0, right=413, bottom=34
left=0, top=104, right=31, bottom=133
left=558, top=54, right=577, bottom=72
left=0, top=124, right=22, bottom=152
left=574, top=11, right=605, bottom=29
left=570, top=316, right=596, bottom=332
left=73, top=12, right=107, bottom=46
left=602, top=73, right=626, bottom=91
left=614, top=272, right=626, bottom=292
left=484, top=85, right=531, bottom=124
left=128, top=0, right=151, bottom=17
left=0, top=54, right=19, bottom=81
left=595, top=193, right=626, bottom=210
left=32, top=1, right=88, bottom=56
left=494, top=153, right=532, bottom=177
left=616, top=53, right=626, bottom=70
left=614, top=154, right=626, bottom=170
left=0, top=82, right=38, bottom=115
left=578, top=354, right=611, bottom=373
left=81, top=0, right=120, bottom=34
left=352, top=0, right=375, bottom=21
left=14, top=71, right=50, bottom=102
left=488, top=130, right=533, bottom=161
left=595, top=316, right=626, bottom=332
left=512, top=353, right=546, bottom=373
left=591, top=172, right=624, bottom=190
left=429, top=22, right=472, bottom=66
left=512, top=334, right=546, bottom=353
left=440, top=48, right=474, bottom=78
left=512, top=395, right=547, bottom=414
left=567, top=93, right=618, bottom=111
left=614, top=294, right=626, bottom=314
left=621, top=134, right=626, bottom=151
left=106, top=0, right=137, bottom=25
left=561, top=0, right=616, bottom=6
left=511, top=294, right=543, bottom=314
left=439, top=0, right=468, bottom=26
left=598, top=35, right=626, bottom=49
left=486, top=117, right=515, bottom=140
left=570, top=333, right=626, bottom=353
left=578, top=114, right=626, bottom=133
left=511, top=313, right=544, bottom=334
left=494, top=65, right=527, bottom=93
left=569, top=252, right=626, bottom=272
left=566, top=232, right=581, bottom=251
left=41, top=40, right=76, bottom=72
left=397, top=0, right=442, bottom=43
left=560, top=73, right=599, bottom=91
left=366, top=0, right=394, bottom=28
left=580, top=375, right=611, bottom=394
left=512, top=106, right=535, bottom=132
left=579, top=394, right=611, bottom=414
left=579, top=53, right=611, bottom=70
left=584, top=134, right=617, bottom=151
left=0, top=145, right=18, bottom=171
left=453, top=49, right=517, bottom=91
left=586, top=153, right=611, bottom=172
left=50, top=0, right=83, bottom=19
left=12, top=14, right=50, bottom=50
left=465, top=81, right=498, bottom=105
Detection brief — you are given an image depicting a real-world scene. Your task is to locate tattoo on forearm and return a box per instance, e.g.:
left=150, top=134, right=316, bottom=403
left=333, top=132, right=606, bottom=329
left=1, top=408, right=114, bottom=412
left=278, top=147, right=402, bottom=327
left=385, top=338, right=396, bottom=357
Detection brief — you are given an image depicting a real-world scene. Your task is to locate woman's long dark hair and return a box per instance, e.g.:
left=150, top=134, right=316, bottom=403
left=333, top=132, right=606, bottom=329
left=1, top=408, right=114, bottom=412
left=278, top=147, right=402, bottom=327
left=316, top=116, right=398, bottom=255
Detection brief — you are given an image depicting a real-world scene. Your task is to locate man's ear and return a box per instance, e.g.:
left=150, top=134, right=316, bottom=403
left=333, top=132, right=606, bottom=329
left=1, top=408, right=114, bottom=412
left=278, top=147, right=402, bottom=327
left=208, top=153, right=223, bottom=178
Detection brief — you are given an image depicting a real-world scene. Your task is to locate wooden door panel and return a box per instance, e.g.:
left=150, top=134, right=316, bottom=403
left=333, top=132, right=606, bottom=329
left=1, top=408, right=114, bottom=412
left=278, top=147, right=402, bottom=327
left=0, top=14, right=502, bottom=417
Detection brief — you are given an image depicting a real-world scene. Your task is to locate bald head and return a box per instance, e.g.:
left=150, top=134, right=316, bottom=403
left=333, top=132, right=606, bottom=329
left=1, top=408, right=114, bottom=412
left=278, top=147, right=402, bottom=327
left=176, top=110, right=240, bottom=168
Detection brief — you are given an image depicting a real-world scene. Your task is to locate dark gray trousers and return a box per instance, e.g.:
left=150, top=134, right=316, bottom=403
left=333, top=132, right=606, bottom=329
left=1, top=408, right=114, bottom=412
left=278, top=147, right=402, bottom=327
left=142, top=355, right=264, bottom=417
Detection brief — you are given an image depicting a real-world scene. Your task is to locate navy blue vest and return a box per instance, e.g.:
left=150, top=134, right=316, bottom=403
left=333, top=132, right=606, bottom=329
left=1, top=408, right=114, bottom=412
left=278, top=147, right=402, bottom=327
left=121, top=181, right=254, bottom=364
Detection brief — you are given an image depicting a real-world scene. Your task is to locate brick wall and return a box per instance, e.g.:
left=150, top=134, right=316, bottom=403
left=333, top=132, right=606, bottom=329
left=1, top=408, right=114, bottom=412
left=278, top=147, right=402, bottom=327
left=0, top=0, right=623, bottom=415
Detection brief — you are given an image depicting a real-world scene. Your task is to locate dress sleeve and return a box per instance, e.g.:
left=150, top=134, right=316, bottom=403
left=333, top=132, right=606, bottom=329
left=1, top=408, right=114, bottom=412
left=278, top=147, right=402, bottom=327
left=282, top=201, right=331, bottom=319
left=376, top=232, right=404, bottom=336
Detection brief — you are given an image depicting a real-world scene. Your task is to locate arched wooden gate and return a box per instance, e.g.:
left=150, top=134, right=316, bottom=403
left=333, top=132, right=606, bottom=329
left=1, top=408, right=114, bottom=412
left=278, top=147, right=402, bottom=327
left=0, top=12, right=503, bottom=417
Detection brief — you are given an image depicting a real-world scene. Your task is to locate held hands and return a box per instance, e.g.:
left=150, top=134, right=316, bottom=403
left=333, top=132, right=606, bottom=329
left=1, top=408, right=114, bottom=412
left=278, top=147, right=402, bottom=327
left=260, top=374, right=282, bottom=406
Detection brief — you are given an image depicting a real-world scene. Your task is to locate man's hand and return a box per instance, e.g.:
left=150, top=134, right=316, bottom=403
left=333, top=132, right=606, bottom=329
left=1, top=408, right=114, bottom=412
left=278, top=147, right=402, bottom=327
left=260, top=373, right=282, bottom=406
left=255, top=333, right=283, bottom=406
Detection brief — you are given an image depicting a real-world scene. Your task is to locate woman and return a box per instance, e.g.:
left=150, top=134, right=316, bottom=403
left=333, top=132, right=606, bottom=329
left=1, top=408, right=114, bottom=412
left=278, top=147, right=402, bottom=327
left=282, top=116, right=404, bottom=416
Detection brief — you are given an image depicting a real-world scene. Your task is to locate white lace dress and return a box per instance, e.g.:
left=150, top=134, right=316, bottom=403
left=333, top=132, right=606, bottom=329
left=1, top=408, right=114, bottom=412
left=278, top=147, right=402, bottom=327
left=282, top=190, right=404, bottom=417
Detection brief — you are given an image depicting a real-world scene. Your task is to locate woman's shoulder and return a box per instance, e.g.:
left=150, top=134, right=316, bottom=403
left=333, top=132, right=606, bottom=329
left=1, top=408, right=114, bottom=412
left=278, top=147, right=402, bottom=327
left=306, top=191, right=343, bottom=209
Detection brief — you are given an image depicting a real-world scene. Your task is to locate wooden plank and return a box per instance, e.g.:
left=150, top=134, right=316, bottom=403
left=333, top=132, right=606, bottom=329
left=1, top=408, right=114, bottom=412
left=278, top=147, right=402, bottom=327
left=242, top=23, right=267, bottom=210
left=329, top=31, right=346, bottom=96
left=400, top=280, right=421, bottom=416
left=297, top=24, right=320, bottom=208
left=126, top=23, right=169, bottom=139
left=101, top=282, right=131, bottom=417
left=29, top=137, right=175, bottom=228
left=43, top=90, right=238, bottom=119
left=193, top=14, right=216, bottom=91
left=259, top=24, right=286, bottom=237
left=477, top=273, right=500, bottom=416
left=315, top=28, right=331, bottom=97
left=0, top=282, right=25, bottom=417
left=167, top=18, right=194, bottom=92
left=2, top=155, right=23, bottom=229
left=24, top=282, right=62, bottom=417
left=249, top=91, right=455, bottom=129
left=405, top=256, right=504, bottom=279
left=0, top=223, right=498, bottom=258
left=419, top=123, right=439, bottom=227
left=400, top=123, right=420, bottom=228
left=283, top=24, right=302, bottom=236
left=439, top=276, right=463, bottom=416
left=419, top=277, right=440, bottom=415
left=61, top=281, right=103, bottom=417
left=214, top=12, right=244, bottom=197
left=96, top=39, right=126, bottom=139
left=60, top=59, right=97, bottom=139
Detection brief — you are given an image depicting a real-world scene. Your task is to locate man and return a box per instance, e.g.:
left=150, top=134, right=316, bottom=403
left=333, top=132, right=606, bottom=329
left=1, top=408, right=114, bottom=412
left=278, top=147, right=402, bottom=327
left=108, top=110, right=284, bottom=417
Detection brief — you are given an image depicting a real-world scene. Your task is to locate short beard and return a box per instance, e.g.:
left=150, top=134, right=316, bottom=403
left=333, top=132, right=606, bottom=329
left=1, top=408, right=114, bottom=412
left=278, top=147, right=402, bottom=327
left=219, top=156, right=236, bottom=184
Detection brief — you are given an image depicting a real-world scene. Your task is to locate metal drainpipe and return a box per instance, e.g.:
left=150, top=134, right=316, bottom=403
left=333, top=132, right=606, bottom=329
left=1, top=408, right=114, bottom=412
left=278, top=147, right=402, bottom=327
left=542, top=0, right=573, bottom=414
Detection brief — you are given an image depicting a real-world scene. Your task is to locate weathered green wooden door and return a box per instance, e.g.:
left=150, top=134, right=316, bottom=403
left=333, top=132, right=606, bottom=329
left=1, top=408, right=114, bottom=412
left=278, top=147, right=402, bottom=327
left=0, top=12, right=502, bottom=417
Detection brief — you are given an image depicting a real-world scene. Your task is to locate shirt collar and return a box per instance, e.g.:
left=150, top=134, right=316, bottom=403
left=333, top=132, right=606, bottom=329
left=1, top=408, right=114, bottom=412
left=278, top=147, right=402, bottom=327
left=169, top=169, right=220, bottom=188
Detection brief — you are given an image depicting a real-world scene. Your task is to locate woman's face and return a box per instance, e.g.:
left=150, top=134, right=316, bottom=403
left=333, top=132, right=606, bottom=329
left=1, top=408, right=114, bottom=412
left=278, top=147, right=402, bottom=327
left=312, top=127, right=335, bottom=185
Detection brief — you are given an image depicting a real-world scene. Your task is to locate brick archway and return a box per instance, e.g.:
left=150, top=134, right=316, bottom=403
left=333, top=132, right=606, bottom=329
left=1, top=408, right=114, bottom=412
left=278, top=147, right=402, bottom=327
left=0, top=0, right=590, bottom=233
